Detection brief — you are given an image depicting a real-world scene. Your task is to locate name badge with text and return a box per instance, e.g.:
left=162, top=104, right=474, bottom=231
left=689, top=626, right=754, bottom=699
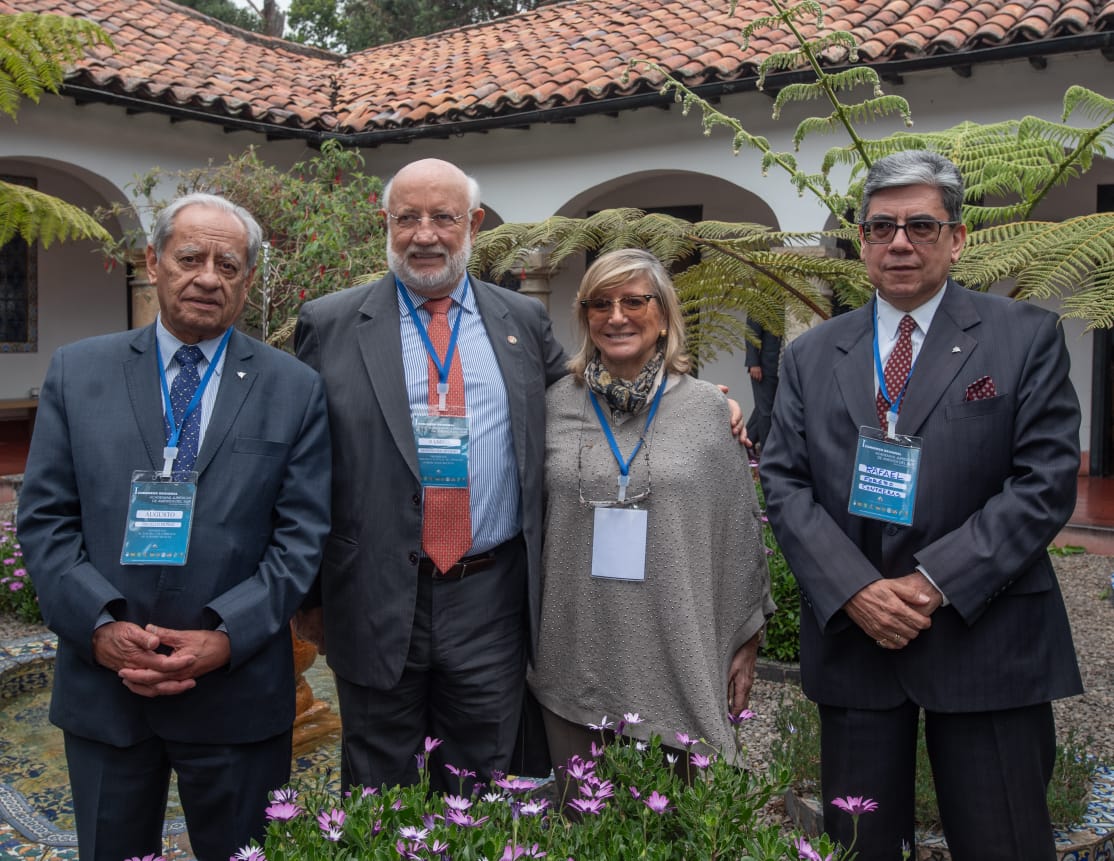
left=121, top=470, right=198, bottom=565
left=413, top=413, right=470, bottom=488
left=848, top=427, right=922, bottom=526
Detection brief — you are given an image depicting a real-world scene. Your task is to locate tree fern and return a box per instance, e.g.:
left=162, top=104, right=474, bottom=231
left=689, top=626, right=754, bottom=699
left=478, top=0, right=1114, bottom=358
left=1, top=12, right=113, bottom=245
left=0, top=180, right=108, bottom=247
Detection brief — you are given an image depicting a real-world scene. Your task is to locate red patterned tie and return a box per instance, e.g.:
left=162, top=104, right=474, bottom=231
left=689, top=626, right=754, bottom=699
left=876, top=314, right=916, bottom=435
left=421, top=297, right=472, bottom=572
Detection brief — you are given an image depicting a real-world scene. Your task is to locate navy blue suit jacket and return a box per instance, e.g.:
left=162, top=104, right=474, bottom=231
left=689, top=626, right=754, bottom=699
left=18, top=324, right=332, bottom=746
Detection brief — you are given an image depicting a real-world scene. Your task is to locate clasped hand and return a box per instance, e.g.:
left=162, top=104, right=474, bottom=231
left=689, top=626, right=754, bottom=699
left=92, top=621, right=231, bottom=697
left=844, top=571, right=943, bottom=650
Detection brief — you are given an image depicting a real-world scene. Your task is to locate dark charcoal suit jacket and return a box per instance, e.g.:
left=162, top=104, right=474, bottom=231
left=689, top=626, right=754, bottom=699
left=294, top=274, right=567, bottom=690
left=760, top=281, right=1083, bottom=711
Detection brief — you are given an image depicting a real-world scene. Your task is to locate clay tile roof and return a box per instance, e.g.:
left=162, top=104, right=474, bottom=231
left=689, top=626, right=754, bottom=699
left=5, top=0, right=342, bottom=131
left=5, top=0, right=1114, bottom=137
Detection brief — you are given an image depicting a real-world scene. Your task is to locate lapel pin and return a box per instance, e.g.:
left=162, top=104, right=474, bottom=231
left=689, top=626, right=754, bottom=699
left=507, top=335, right=518, bottom=345
left=951, top=346, right=961, bottom=353
left=237, top=371, right=247, bottom=379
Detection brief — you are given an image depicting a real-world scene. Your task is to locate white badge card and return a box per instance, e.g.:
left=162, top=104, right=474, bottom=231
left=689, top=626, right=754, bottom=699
left=591, top=506, right=648, bottom=581
left=848, top=427, right=922, bottom=526
left=121, top=470, right=198, bottom=566
left=413, top=413, right=470, bottom=488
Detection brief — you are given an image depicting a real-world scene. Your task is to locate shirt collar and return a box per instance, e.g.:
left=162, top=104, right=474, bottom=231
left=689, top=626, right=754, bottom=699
left=875, top=280, right=947, bottom=339
left=396, top=274, right=474, bottom=317
left=155, top=315, right=229, bottom=374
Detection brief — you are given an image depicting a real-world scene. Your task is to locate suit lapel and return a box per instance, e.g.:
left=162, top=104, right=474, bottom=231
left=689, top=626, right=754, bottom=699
left=832, top=304, right=879, bottom=430
left=195, top=329, right=257, bottom=475
left=473, top=281, right=528, bottom=480
left=357, top=276, right=421, bottom=480
left=897, top=281, right=979, bottom=436
left=122, top=325, right=167, bottom=471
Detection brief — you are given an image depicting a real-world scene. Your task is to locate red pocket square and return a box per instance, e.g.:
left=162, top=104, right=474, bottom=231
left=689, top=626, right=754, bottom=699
left=965, top=376, right=997, bottom=401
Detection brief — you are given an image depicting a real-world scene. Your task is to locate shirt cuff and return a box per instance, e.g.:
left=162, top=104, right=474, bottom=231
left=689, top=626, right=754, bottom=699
left=917, top=565, right=949, bottom=606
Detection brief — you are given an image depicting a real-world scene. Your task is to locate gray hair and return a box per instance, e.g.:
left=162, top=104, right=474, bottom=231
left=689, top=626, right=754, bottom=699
left=150, top=193, right=264, bottom=269
left=859, top=150, right=964, bottom=222
left=567, top=248, right=691, bottom=378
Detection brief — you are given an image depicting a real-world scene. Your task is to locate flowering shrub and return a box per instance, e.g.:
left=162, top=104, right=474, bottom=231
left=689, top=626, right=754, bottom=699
left=0, top=520, right=40, bottom=624
left=240, top=714, right=876, bottom=861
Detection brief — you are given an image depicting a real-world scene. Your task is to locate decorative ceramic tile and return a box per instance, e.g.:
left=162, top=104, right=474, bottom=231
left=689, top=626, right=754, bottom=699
left=0, top=634, right=341, bottom=860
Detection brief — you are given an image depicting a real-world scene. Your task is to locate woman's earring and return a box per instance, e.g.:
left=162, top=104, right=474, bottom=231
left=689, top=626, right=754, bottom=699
left=659, top=329, right=667, bottom=338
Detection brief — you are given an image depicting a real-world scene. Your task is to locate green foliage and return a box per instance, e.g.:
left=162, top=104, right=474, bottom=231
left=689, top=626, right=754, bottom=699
left=1047, top=543, right=1087, bottom=557
left=99, top=141, right=387, bottom=347
left=253, top=721, right=866, bottom=861
left=0, top=519, right=40, bottom=625
left=0, top=178, right=111, bottom=248
left=471, top=211, right=868, bottom=369
left=288, top=0, right=560, bottom=52
left=772, top=693, right=1098, bottom=830
left=0, top=12, right=112, bottom=117
left=752, top=471, right=801, bottom=663
left=478, top=0, right=1114, bottom=352
left=173, top=0, right=264, bottom=33
left=1048, top=730, right=1102, bottom=828
left=0, top=12, right=114, bottom=247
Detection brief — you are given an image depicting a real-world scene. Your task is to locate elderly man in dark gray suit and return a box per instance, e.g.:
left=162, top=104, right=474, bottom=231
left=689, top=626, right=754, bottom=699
left=17, top=193, right=331, bottom=861
left=760, top=151, right=1082, bottom=860
left=295, top=158, right=567, bottom=794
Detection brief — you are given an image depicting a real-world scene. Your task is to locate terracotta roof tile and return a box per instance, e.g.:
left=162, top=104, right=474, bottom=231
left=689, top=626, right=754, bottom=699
left=5, top=0, right=1113, bottom=136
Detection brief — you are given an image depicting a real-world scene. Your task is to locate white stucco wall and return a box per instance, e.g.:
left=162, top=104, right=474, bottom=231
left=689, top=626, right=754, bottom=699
left=2, top=48, right=1111, bottom=447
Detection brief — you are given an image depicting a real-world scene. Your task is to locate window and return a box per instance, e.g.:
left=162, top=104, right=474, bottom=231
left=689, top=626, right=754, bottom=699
left=0, top=176, right=38, bottom=353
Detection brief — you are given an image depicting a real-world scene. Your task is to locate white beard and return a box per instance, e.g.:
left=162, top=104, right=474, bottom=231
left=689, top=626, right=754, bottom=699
left=388, top=235, right=472, bottom=296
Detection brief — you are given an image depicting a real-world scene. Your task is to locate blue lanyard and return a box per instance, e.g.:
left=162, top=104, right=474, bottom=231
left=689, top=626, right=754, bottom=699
left=156, top=327, right=232, bottom=476
left=587, top=373, right=667, bottom=502
left=397, top=277, right=468, bottom=410
left=872, top=306, right=917, bottom=436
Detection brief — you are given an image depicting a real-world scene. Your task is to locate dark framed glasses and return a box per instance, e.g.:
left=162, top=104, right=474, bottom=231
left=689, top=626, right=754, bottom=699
left=859, top=218, right=960, bottom=245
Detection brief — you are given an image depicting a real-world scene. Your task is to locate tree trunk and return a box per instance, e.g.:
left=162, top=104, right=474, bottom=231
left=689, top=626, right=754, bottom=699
left=261, top=0, right=285, bottom=37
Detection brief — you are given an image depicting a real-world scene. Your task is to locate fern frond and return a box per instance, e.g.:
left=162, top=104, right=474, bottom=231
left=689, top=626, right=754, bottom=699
left=0, top=179, right=112, bottom=246
left=0, top=13, right=112, bottom=118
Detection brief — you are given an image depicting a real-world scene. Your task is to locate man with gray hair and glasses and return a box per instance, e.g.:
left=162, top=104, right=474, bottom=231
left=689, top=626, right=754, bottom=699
left=19, top=192, right=332, bottom=860
left=761, top=150, right=1082, bottom=859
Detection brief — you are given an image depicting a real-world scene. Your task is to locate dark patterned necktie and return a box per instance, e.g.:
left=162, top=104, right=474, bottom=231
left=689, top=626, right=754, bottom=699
left=876, top=314, right=916, bottom=435
left=165, top=345, right=205, bottom=477
left=421, top=298, right=472, bottom=572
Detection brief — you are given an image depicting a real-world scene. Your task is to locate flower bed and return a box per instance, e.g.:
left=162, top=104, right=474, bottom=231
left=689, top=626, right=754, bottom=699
left=230, top=715, right=874, bottom=861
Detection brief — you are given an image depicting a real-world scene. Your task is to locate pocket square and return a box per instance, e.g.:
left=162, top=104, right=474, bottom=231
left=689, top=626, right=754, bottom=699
left=965, top=375, right=997, bottom=401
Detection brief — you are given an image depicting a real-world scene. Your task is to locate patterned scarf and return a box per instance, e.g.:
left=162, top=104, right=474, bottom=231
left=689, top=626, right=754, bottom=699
left=584, top=349, right=665, bottom=415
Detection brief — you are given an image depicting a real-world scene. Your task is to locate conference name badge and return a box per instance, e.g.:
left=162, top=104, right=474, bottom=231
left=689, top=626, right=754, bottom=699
left=848, top=427, right=922, bottom=526
left=120, top=470, right=198, bottom=566
left=591, top=506, right=648, bottom=582
left=413, top=412, right=470, bottom=488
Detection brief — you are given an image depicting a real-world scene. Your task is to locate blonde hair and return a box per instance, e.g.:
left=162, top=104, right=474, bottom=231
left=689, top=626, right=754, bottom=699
left=567, top=248, right=691, bottom=378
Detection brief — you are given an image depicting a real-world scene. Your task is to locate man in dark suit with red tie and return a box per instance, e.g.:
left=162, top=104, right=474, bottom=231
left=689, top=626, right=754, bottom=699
left=760, top=150, right=1082, bottom=859
left=294, top=158, right=567, bottom=794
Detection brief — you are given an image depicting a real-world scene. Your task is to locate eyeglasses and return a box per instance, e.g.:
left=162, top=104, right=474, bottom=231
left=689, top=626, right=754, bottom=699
left=859, top=218, right=960, bottom=245
left=387, top=212, right=467, bottom=231
left=580, top=294, right=658, bottom=315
